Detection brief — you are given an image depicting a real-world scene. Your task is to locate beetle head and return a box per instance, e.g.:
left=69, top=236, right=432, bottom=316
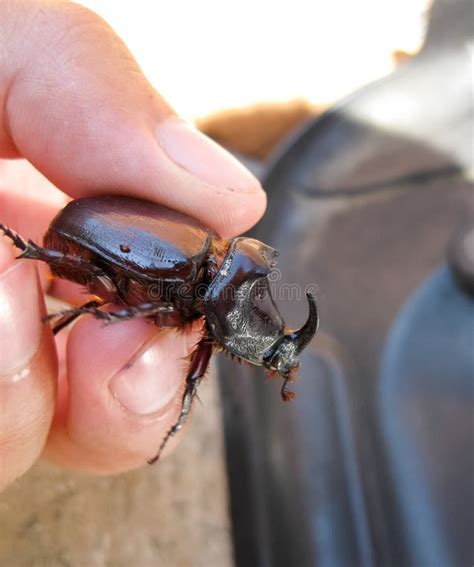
left=262, top=292, right=319, bottom=377
left=204, top=237, right=319, bottom=393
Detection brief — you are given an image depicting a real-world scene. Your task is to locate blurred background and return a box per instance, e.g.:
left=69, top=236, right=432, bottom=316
left=80, top=0, right=428, bottom=119
left=1, top=1, right=473, bottom=566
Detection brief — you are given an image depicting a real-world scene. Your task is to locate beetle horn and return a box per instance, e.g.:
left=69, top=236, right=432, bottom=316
left=289, top=293, right=319, bottom=352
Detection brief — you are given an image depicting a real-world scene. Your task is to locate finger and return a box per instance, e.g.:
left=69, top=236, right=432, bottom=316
left=44, top=314, right=203, bottom=473
left=0, top=1, right=266, bottom=238
left=0, top=160, right=66, bottom=239
left=0, top=159, right=68, bottom=290
left=0, top=238, right=56, bottom=491
left=0, top=163, right=97, bottom=304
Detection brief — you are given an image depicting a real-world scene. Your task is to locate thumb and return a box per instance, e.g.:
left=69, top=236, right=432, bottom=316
left=0, top=0, right=266, bottom=237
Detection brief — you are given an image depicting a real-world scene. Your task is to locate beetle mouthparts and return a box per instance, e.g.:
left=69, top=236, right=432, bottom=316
left=288, top=293, right=319, bottom=352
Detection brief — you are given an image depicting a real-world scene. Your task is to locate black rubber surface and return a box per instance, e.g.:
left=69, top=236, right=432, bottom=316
left=219, top=0, right=474, bottom=564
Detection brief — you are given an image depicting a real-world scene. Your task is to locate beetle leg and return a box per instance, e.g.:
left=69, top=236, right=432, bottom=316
left=0, top=224, right=30, bottom=251
left=148, top=336, right=214, bottom=464
left=91, top=303, right=175, bottom=324
left=47, top=302, right=175, bottom=330
left=47, top=299, right=104, bottom=335
left=280, top=377, right=296, bottom=402
left=0, top=223, right=109, bottom=281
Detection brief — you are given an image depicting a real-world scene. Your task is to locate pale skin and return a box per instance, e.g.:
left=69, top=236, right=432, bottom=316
left=0, top=0, right=266, bottom=490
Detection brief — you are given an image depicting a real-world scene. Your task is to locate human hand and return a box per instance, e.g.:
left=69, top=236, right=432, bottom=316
left=0, top=0, right=266, bottom=490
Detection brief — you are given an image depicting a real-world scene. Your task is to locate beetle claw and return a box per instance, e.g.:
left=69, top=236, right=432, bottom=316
left=280, top=377, right=296, bottom=401
left=281, top=389, right=296, bottom=402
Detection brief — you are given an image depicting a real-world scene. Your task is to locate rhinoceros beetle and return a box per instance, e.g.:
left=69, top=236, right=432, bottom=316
left=0, top=195, right=318, bottom=462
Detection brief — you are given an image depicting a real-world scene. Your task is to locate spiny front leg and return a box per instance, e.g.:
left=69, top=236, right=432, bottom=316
left=148, top=335, right=214, bottom=464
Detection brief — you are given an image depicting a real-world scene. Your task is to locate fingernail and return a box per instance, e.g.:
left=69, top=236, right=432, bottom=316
left=157, top=117, right=262, bottom=193
left=109, top=329, right=191, bottom=415
left=0, top=240, right=42, bottom=378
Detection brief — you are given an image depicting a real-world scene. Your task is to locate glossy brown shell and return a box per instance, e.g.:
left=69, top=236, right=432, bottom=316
left=45, top=196, right=215, bottom=282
